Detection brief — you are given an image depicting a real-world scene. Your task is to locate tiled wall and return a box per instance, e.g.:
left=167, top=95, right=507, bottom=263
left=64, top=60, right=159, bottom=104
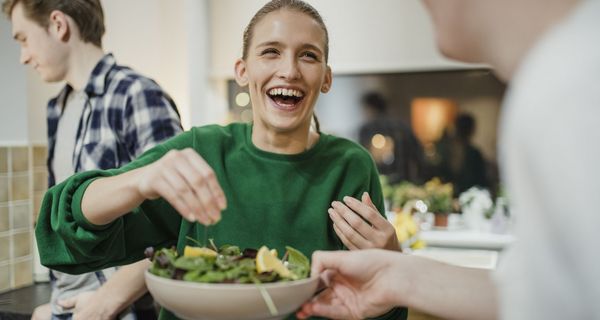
left=0, top=145, right=47, bottom=293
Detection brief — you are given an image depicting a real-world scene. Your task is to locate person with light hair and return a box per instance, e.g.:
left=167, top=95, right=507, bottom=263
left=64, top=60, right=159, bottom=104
left=298, top=0, right=600, bottom=319
left=2, top=0, right=182, bottom=319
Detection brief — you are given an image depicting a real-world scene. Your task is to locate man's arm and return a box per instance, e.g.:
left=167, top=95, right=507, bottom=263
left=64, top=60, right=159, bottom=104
left=298, top=250, right=498, bottom=320
left=402, top=253, right=498, bottom=320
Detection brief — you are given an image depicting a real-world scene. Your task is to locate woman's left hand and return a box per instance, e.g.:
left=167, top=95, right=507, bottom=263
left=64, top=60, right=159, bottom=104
left=329, top=192, right=401, bottom=251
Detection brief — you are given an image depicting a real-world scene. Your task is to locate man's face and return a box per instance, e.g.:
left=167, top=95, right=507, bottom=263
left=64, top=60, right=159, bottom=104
left=10, top=2, right=68, bottom=82
left=421, top=0, right=484, bottom=63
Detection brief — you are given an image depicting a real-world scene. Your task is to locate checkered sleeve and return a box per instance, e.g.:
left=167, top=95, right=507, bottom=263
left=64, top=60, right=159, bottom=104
left=122, top=79, right=183, bottom=157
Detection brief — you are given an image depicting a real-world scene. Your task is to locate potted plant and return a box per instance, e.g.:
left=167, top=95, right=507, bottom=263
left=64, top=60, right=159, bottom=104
left=458, top=187, right=494, bottom=231
left=424, top=178, right=454, bottom=227
left=391, top=181, right=427, bottom=212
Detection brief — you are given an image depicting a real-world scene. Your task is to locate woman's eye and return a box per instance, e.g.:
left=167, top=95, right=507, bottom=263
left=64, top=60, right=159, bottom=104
left=260, top=48, right=279, bottom=56
left=300, top=52, right=319, bottom=61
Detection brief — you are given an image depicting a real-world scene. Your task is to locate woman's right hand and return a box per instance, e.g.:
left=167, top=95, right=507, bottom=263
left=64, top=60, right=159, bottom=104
left=136, top=148, right=227, bottom=225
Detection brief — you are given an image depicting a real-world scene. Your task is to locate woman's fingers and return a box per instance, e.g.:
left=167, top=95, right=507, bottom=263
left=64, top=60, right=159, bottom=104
left=182, top=149, right=227, bottom=210
left=146, top=148, right=226, bottom=225
left=173, top=153, right=221, bottom=222
left=331, top=201, right=375, bottom=237
left=330, top=195, right=399, bottom=250
left=153, top=173, right=205, bottom=223
left=330, top=208, right=368, bottom=249
left=332, top=222, right=359, bottom=250
left=361, top=192, right=378, bottom=210
left=342, top=195, right=389, bottom=230
left=157, top=171, right=212, bottom=225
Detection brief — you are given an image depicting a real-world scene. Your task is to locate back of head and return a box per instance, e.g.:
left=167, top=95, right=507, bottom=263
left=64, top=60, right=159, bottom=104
left=2, top=0, right=105, bottom=47
left=455, top=113, right=475, bottom=140
left=361, top=92, right=388, bottom=115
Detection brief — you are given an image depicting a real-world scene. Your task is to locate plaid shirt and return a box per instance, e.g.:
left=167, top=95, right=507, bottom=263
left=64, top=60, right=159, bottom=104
left=46, top=54, right=183, bottom=186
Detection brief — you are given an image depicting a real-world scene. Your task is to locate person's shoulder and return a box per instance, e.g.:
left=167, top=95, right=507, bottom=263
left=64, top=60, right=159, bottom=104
left=106, top=64, right=165, bottom=96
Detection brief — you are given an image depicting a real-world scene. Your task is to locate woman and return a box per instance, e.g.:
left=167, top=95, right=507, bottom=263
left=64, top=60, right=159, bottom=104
left=36, top=1, right=405, bottom=319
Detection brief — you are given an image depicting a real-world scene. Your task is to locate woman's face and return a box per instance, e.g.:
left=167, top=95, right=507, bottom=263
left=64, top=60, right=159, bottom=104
left=235, top=9, right=332, bottom=136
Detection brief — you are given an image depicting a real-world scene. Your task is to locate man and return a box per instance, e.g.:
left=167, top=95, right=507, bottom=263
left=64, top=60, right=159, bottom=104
left=2, top=0, right=182, bottom=319
left=298, top=0, right=600, bottom=319
left=358, top=92, right=423, bottom=184
left=435, top=113, right=488, bottom=196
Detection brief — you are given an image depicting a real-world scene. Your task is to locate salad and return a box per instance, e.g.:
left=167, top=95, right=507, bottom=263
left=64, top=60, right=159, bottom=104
left=145, top=241, right=310, bottom=284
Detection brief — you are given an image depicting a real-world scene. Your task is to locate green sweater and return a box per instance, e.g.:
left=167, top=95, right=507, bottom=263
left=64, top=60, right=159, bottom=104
left=36, top=123, right=407, bottom=320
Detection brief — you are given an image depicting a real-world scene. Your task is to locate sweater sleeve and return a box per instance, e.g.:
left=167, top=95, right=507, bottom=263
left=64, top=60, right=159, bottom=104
left=35, top=132, right=192, bottom=274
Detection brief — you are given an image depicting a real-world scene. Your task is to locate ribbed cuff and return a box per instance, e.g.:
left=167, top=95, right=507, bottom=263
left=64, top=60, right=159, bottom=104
left=71, top=177, right=116, bottom=231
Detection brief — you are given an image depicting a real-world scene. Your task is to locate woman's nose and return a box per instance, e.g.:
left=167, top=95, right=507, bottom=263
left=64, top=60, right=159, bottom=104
left=277, top=56, right=301, bottom=81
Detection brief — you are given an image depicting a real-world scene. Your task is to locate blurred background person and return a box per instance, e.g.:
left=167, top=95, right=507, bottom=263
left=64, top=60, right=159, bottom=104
left=434, top=112, right=488, bottom=196
left=359, top=92, right=423, bottom=184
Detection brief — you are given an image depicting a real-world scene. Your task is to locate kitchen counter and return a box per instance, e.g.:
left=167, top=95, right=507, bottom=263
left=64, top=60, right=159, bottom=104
left=413, top=247, right=498, bottom=269
left=0, top=283, right=51, bottom=320
left=420, top=229, right=516, bottom=250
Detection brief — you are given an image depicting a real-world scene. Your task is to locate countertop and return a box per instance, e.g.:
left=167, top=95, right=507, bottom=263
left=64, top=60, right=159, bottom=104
left=420, top=229, right=516, bottom=250
left=0, top=283, right=51, bottom=320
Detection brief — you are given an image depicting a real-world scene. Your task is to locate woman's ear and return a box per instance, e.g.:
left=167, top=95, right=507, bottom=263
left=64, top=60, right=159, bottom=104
left=48, top=10, right=70, bottom=42
left=234, top=59, right=249, bottom=87
left=321, top=65, right=332, bottom=93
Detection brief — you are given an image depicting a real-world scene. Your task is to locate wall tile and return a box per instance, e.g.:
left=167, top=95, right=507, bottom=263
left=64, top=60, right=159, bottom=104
left=10, top=147, right=29, bottom=173
left=33, top=169, right=48, bottom=193
left=0, top=264, right=10, bottom=292
left=14, top=259, right=33, bottom=288
left=33, top=192, right=44, bottom=223
left=12, top=203, right=30, bottom=230
left=0, top=206, right=8, bottom=232
left=0, top=147, right=7, bottom=173
left=33, top=146, right=47, bottom=168
left=10, top=175, right=30, bottom=201
left=12, top=231, right=31, bottom=258
left=0, top=235, right=9, bottom=262
left=0, top=176, right=8, bottom=203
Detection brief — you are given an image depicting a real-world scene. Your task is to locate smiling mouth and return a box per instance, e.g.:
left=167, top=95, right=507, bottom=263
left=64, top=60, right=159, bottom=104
left=267, top=88, right=305, bottom=110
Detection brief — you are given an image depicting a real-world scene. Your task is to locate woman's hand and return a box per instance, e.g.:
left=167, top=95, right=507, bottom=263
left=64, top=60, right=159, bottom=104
left=329, top=192, right=400, bottom=251
left=137, top=148, right=227, bottom=225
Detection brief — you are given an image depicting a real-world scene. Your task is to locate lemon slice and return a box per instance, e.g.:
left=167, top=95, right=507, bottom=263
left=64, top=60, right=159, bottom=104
left=183, top=246, right=218, bottom=258
left=256, top=246, right=291, bottom=277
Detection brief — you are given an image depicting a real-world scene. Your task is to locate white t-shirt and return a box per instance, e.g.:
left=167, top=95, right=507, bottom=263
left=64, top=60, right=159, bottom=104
left=496, top=1, right=600, bottom=319
left=53, top=89, right=87, bottom=184
left=50, top=91, right=134, bottom=319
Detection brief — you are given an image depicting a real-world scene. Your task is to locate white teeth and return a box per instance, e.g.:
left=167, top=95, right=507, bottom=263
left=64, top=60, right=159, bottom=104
left=268, top=88, right=304, bottom=98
